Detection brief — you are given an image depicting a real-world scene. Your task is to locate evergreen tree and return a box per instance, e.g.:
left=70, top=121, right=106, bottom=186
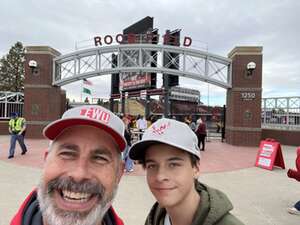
left=0, top=42, right=25, bottom=92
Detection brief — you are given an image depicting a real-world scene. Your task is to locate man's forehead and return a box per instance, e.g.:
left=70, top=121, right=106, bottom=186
left=49, top=133, right=120, bottom=154
left=54, top=138, right=117, bottom=150
left=56, top=125, right=116, bottom=142
left=57, top=143, right=113, bottom=154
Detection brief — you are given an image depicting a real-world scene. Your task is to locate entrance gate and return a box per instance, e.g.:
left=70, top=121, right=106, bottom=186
left=52, top=44, right=232, bottom=88
left=24, top=45, right=263, bottom=146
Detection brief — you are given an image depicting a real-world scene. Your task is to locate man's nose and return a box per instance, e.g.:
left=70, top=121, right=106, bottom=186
left=68, top=158, right=92, bottom=182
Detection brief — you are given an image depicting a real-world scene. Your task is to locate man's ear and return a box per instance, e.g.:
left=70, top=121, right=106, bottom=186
left=117, top=160, right=125, bottom=184
left=44, top=150, right=49, bottom=161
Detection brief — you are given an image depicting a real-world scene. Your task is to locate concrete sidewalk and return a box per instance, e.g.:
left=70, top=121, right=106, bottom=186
left=0, top=135, right=299, bottom=225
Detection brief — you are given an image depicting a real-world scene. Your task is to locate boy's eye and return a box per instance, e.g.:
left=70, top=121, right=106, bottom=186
left=169, top=162, right=180, bottom=168
left=146, top=164, right=156, bottom=169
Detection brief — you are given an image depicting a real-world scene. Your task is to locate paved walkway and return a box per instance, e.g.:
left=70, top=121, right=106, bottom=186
left=0, top=135, right=299, bottom=225
left=0, top=136, right=258, bottom=174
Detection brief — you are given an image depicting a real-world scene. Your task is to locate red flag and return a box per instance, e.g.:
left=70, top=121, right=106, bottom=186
left=83, top=78, right=93, bottom=86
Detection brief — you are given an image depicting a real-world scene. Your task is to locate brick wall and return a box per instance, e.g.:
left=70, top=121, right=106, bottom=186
left=0, top=121, right=8, bottom=135
left=262, top=129, right=300, bottom=146
left=226, top=46, right=263, bottom=146
left=226, top=129, right=262, bottom=146
left=24, top=46, right=66, bottom=138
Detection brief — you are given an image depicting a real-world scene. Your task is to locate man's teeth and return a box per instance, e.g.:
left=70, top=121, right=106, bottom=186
left=62, top=190, right=92, bottom=202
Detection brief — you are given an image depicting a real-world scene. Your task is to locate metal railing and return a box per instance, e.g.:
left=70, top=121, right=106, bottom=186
left=261, top=97, right=300, bottom=130
left=0, top=92, right=24, bottom=119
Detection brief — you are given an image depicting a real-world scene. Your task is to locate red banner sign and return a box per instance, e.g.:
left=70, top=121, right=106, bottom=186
left=119, top=72, right=151, bottom=91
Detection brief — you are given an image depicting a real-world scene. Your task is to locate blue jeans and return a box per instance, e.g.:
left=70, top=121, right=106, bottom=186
left=123, top=146, right=134, bottom=172
left=9, top=134, right=27, bottom=157
left=295, top=200, right=300, bottom=210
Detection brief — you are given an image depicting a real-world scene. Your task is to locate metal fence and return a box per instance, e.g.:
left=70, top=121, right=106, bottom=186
left=0, top=92, right=24, bottom=119
left=1, top=92, right=299, bottom=132
left=261, top=97, right=300, bottom=130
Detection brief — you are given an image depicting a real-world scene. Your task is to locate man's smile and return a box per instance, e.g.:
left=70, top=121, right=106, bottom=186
left=53, top=188, right=100, bottom=212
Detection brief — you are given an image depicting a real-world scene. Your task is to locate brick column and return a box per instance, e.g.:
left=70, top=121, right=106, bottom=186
left=24, top=46, right=66, bottom=138
left=226, top=46, right=263, bottom=146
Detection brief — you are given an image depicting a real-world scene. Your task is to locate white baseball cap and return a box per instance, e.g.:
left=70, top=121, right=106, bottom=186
left=129, top=118, right=200, bottom=160
left=43, top=105, right=126, bottom=152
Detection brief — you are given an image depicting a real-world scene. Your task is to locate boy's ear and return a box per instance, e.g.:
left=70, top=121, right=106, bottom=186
left=193, top=160, right=201, bottom=179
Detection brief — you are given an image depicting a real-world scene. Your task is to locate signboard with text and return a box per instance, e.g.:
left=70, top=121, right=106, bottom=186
left=255, top=138, right=285, bottom=170
left=240, top=92, right=256, bottom=101
left=140, top=90, right=147, bottom=99
left=120, top=17, right=156, bottom=92
left=119, top=72, right=152, bottom=91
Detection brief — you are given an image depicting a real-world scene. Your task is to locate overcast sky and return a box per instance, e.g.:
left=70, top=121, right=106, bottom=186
left=1, top=0, right=299, bottom=106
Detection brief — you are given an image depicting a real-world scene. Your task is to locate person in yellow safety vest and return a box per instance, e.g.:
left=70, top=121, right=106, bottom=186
left=8, top=112, right=27, bottom=159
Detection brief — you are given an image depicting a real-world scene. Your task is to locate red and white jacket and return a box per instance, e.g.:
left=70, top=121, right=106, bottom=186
left=287, top=147, right=300, bottom=182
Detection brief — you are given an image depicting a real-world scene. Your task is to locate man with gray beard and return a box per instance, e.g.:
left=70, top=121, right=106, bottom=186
left=10, top=105, right=126, bottom=225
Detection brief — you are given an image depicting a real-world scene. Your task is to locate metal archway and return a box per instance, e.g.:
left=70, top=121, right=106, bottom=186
left=53, top=44, right=232, bottom=89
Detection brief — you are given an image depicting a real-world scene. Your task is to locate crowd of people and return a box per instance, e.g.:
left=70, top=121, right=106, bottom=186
left=119, top=114, right=208, bottom=152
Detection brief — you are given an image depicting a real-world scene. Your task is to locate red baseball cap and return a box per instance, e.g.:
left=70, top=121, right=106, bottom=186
left=43, top=105, right=126, bottom=152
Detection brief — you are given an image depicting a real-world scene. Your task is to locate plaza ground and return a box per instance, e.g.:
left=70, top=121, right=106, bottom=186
left=0, top=135, right=299, bottom=225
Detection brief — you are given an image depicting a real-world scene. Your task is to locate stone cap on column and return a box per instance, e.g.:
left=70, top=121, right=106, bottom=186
left=25, top=46, right=61, bottom=57
left=228, top=46, right=263, bottom=58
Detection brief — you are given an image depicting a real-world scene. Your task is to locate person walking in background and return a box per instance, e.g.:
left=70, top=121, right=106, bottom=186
left=146, top=115, right=153, bottom=128
left=122, top=116, right=134, bottom=172
left=8, top=112, right=27, bottom=159
left=221, top=121, right=226, bottom=142
left=136, top=115, right=147, bottom=140
left=216, top=120, right=222, bottom=133
left=189, top=116, right=197, bottom=132
left=184, top=115, right=191, bottom=125
left=287, top=147, right=300, bottom=215
left=196, top=118, right=207, bottom=151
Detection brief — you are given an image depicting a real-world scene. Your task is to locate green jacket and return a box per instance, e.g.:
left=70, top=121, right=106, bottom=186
left=145, top=181, right=244, bottom=225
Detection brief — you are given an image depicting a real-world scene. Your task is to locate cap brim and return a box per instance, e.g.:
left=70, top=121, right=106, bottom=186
left=129, top=139, right=201, bottom=160
left=43, top=118, right=126, bottom=152
left=129, top=140, right=164, bottom=160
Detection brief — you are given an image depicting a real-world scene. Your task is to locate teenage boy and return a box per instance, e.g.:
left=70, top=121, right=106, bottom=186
left=129, top=118, right=244, bottom=225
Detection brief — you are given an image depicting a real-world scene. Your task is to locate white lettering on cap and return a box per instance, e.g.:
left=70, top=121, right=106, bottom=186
left=80, top=107, right=110, bottom=124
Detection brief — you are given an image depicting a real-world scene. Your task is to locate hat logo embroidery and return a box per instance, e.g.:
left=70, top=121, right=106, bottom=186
left=151, top=122, right=170, bottom=135
left=80, top=107, right=110, bottom=124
